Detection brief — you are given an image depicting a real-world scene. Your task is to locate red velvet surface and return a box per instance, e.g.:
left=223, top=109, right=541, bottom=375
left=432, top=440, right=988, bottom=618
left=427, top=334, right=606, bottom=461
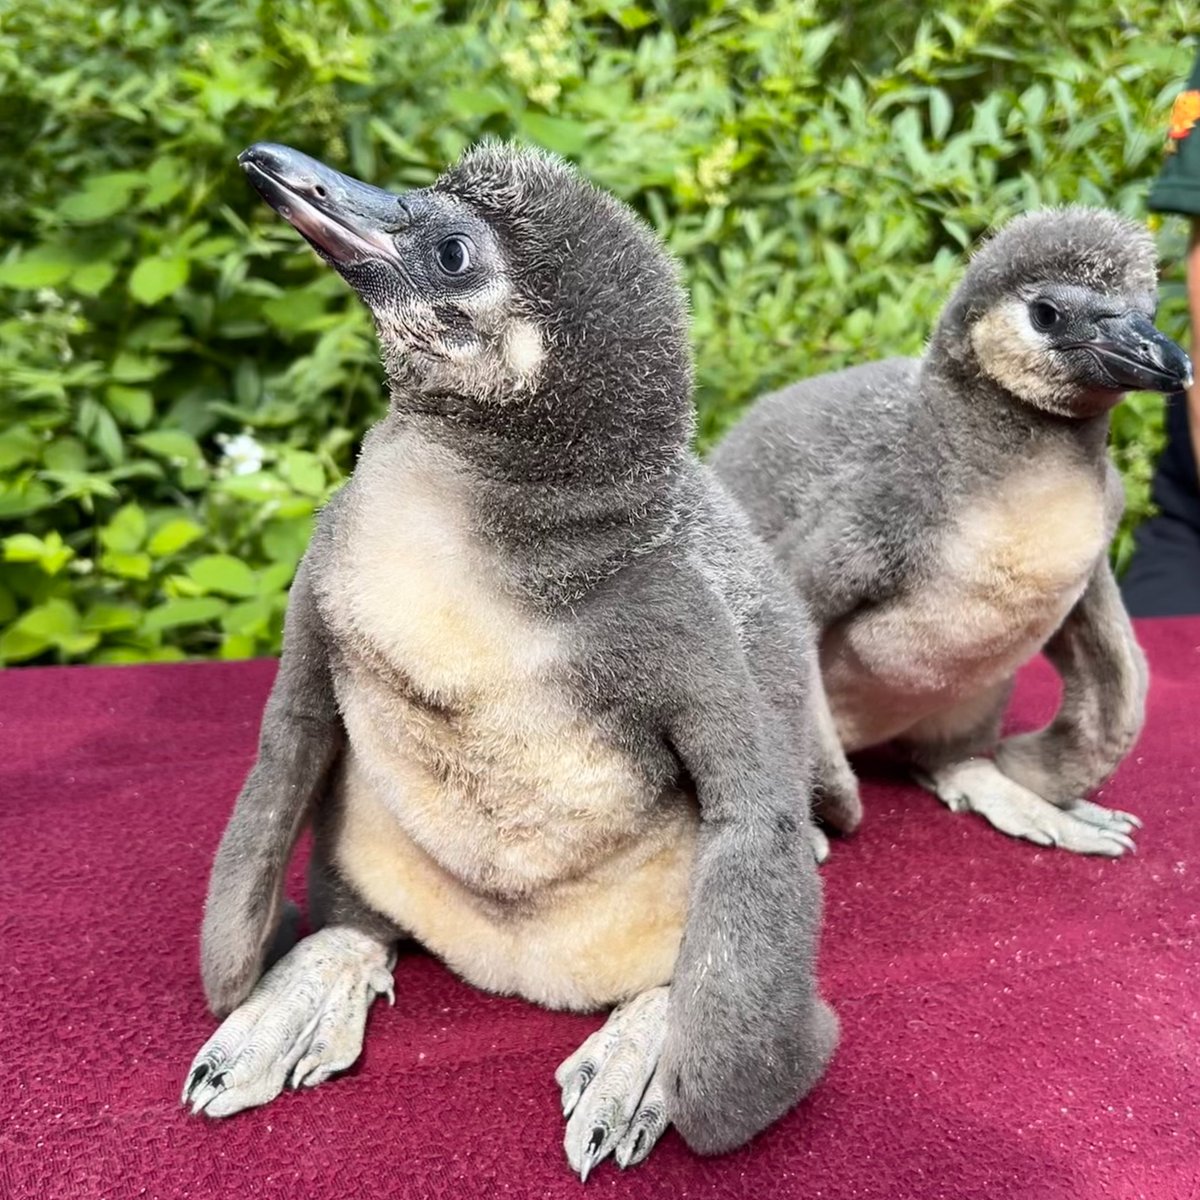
left=1, top=619, right=1198, bottom=1199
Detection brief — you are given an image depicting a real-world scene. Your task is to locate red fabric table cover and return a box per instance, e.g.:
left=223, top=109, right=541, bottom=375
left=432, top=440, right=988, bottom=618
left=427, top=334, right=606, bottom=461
left=1, top=618, right=1197, bottom=1199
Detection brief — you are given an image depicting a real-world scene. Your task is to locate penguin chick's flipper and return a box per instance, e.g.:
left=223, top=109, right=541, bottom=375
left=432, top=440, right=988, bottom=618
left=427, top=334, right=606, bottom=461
left=199, top=553, right=343, bottom=1017
left=917, top=759, right=1138, bottom=856
left=808, top=660, right=863, bottom=839
left=656, top=607, right=837, bottom=1157
left=184, top=926, right=396, bottom=1117
left=995, top=556, right=1148, bottom=811
left=557, top=988, right=670, bottom=1180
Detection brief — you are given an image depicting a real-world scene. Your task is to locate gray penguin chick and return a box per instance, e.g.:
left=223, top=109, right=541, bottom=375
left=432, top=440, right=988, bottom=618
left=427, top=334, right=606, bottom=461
left=180, top=140, right=837, bottom=1180
left=712, top=208, right=1192, bottom=858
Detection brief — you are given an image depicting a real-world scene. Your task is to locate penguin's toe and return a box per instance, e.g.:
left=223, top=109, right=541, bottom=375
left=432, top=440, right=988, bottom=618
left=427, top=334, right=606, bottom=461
left=183, top=925, right=394, bottom=1117
left=556, top=986, right=670, bottom=1180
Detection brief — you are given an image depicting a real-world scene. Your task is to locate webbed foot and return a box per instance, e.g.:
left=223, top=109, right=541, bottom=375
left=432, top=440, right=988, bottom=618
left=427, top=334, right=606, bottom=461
left=555, top=987, right=670, bottom=1180
left=919, top=759, right=1138, bottom=856
left=183, top=925, right=395, bottom=1117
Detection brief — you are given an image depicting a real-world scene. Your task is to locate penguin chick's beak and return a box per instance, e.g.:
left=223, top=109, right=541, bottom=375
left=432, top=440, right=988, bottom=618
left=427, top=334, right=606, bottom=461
left=1063, top=312, right=1193, bottom=394
left=238, top=142, right=407, bottom=268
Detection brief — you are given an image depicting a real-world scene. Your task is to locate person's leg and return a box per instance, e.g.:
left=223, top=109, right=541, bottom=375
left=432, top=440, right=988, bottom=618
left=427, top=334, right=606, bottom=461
left=1121, top=391, right=1200, bottom=617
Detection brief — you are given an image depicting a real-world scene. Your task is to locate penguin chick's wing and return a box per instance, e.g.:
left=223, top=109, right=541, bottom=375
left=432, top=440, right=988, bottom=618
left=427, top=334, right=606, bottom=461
left=655, top=584, right=837, bottom=1155
left=996, top=553, right=1148, bottom=809
left=199, top=545, right=344, bottom=1017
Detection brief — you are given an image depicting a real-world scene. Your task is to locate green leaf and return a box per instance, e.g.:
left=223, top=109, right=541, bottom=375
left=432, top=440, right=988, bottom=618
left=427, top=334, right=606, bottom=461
left=278, top=448, right=325, bottom=496
left=105, top=384, right=154, bottom=428
left=929, top=89, right=953, bottom=141
left=518, top=113, right=594, bottom=156
left=261, top=290, right=330, bottom=332
left=99, top=503, right=147, bottom=553
left=216, top=471, right=290, bottom=501
left=111, top=352, right=169, bottom=382
left=445, top=87, right=510, bottom=118
left=261, top=516, right=313, bottom=568
left=257, top=561, right=295, bottom=595
left=129, top=255, right=190, bottom=305
left=82, top=602, right=141, bottom=633
left=612, top=4, right=656, bottom=31
left=0, top=425, right=41, bottom=471
left=0, top=479, right=53, bottom=520
left=147, top=518, right=204, bottom=557
left=0, top=598, right=85, bottom=662
left=140, top=156, right=188, bottom=209
left=57, top=172, right=142, bottom=222
left=99, top=550, right=153, bottom=580
left=141, top=596, right=225, bottom=633
left=220, top=596, right=274, bottom=635
left=3, top=531, right=75, bottom=575
left=93, top=644, right=187, bottom=665
left=71, top=261, right=117, bottom=296
left=43, top=438, right=88, bottom=472
left=78, top=398, right=124, bottom=466
left=219, top=633, right=258, bottom=660
left=135, top=430, right=204, bottom=467
left=234, top=359, right=261, bottom=407
left=0, top=244, right=77, bottom=288
left=186, top=553, right=258, bottom=597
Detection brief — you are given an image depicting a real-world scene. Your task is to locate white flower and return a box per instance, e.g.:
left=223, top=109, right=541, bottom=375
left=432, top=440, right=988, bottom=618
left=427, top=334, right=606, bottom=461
left=216, top=431, right=265, bottom=476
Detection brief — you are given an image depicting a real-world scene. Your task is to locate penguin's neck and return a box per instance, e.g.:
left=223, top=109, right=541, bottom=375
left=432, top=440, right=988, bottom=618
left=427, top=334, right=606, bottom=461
left=916, top=361, right=1114, bottom=481
left=378, top=400, right=690, bottom=609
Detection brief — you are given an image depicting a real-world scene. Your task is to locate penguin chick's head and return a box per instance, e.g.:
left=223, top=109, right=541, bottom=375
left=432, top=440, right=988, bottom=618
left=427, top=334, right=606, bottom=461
left=239, top=140, right=693, bottom=473
left=930, top=207, right=1192, bottom=418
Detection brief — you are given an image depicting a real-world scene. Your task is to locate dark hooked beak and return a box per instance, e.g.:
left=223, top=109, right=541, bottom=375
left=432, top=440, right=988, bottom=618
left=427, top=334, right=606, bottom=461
left=1065, top=312, right=1193, bottom=394
left=238, top=142, right=406, bottom=267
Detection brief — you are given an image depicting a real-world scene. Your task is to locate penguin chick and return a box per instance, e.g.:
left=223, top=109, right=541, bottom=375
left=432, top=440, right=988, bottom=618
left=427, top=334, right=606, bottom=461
left=712, top=207, right=1192, bottom=857
left=181, top=141, right=837, bottom=1179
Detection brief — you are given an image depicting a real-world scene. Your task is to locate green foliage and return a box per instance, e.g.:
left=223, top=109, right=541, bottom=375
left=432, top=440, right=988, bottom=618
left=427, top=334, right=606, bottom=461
left=1, top=0, right=1196, bottom=663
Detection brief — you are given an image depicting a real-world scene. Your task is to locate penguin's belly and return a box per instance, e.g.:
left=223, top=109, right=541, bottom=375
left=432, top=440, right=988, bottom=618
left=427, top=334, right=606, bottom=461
left=317, top=427, right=696, bottom=1010
left=331, top=708, right=696, bottom=1010
left=822, top=466, right=1107, bottom=751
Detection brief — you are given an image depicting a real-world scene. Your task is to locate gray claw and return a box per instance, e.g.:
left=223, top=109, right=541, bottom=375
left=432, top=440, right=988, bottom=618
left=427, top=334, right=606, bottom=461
left=615, top=1129, right=648, bottom=1170
left=560, top=1065, right=591, bottom=1118
left=578, top=1126, right=612, bottom=1183
left=614, top=1085, right=668, bottom=1169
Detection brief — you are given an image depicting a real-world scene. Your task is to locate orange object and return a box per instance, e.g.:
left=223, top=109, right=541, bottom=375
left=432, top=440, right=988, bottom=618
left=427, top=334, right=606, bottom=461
left=1168, top=89, right=1200, bottom=140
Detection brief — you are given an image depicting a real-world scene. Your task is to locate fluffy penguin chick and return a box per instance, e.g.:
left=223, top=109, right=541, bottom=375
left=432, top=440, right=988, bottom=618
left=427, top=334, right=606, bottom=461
left=712, top=208, right=1192, bottom=858
left=181, top=141, right=836, bottom=1179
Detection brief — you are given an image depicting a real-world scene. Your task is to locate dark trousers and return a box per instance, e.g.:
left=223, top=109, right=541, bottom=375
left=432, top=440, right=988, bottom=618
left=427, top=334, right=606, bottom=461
left=1121, top=392, right=1200, bottom=617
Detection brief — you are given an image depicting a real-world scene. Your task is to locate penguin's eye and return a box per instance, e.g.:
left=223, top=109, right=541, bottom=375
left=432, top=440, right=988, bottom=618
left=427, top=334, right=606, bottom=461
left=1029, top=299, right=1062, bottom=332
left=435, top=236, right=473, bottom=276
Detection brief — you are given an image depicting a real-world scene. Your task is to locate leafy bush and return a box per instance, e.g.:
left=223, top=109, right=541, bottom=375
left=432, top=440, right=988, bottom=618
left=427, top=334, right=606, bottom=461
left=1, top=0, right=1196, bottom=664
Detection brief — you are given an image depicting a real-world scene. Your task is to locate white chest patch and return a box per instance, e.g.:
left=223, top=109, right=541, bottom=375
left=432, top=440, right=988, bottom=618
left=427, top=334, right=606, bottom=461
left=315, top=428, right=696, bottom=1008
left=322, top=429, right=559, bottom=698
left=824, top=461, right=1107, bottom=750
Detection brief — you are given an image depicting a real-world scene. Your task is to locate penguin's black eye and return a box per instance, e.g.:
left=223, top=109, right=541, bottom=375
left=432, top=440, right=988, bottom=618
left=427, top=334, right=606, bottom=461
left=1029, top=299, right=1061, bottom=332
left=435, top=236, right=473, bottom=276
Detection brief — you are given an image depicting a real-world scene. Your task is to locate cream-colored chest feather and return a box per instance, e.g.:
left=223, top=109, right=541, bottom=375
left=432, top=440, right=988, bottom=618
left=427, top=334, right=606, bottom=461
left=315, top=429, right=696, bottom=1009
left=321, top=430, right=558, bottom=699
left=824, top=463, right=1107, bottom=750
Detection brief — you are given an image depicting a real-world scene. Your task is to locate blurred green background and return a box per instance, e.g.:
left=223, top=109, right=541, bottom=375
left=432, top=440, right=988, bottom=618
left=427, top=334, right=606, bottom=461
left=1, top=0, right=1197, bottom=665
